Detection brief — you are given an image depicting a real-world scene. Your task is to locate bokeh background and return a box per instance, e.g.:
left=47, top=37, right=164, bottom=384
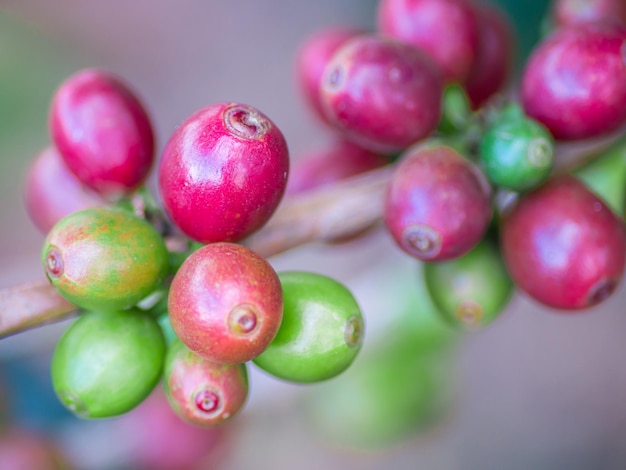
left=2, top=1, right=626, bottom=469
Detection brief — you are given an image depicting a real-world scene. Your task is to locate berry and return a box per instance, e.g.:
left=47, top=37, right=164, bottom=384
left=384, top=143, right=492, bottom=261
left=51, top=308, right=166, bottom=418
left=158, top=102, right=289, bottom=244
left=23, top=146, right=103, bottom=234
left=50, top=68, right=155, bottom=198
left=521, top=21, right=626, bottom=140
left=163, top=339, right=248, bottom=427
left=319, top=34, right=443, bottom=153
left=377, top=0, right=480, bottom=82
left=501, top=176, right=626, bottom=310
left=42, top=206, right=170, bottom=311
left=551, top=0, right=626, bottom=28
left=253, top=271, right=364, bottom=383
left=168, top=243, right=283, bottom=365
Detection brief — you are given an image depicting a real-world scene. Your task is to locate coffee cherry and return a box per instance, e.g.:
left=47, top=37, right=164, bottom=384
left=163, top=339, right=248, bottom=427
left=42, top=207, right=170, bottom=311
left=501, top=176, right=626, bottom=310
left=286, top=140, right=388, bottom=195
left=158, top=102, right=289, bottom=244
left=551, top=0, right=626, bottom=28
left=168, top=242, right=283, bottom=365
left=479, top=115, right=554, bottom=191
left=464, top=2, right=514, bottom=109
left=23, top=146, right=103, bottom=234
left=521, top=21, right=626, bottom=140
left=319, top=34, right=443, bottom=153
left=253, top=271, right=364, bottom=383
left=377, top=0, right=480, bottom=83
left=296, top=26, right=363, bottom=124
left=50, top=68, right=155, bottom=198
left=51, top=308, right=166, bottom=418
left=424, top=238, right=513, bottom=330
left=384, top=144, right=492, bottom=261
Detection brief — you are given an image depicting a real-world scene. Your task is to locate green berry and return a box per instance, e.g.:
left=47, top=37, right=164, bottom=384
left=41, top=206, right=170, bottom=311
left=51, top=308, right=166, bottom=418
left=253, top=271, right=364, bottom=383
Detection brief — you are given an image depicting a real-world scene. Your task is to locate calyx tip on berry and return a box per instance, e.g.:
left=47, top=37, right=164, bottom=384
left=344, top=316, right=363, bottom=347
left=228, top=304, right=259, bottom=337
left=587, top=278, right=618, bottom=307
left=45, top=246, right=64, bottom=278
left=455, top=300, right=484, bottom=329
left=528, top=138, right=552, bottom=168
left=403, top=224, right=442, bottom=259
left=194, top=388, right=221, bottom=415
left=224, top=104, right=270, bottom=140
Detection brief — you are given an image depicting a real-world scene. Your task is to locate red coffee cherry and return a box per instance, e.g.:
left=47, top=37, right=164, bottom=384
left=377, top=0, right=480, bottom=83
left=168, top=242, right=283, bottom=365
left=521, top=21, right=626, bottom=140
left=50, top=68, right=155, bottom=198
left=501, top=176, right=626, bottom=311
left=384, top=144, right=492, bottom=262
left=320, top=34, right=443, bottom=153
left=158, top=102, right=289, bottom=244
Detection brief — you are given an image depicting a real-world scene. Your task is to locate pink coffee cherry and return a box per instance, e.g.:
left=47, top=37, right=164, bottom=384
left=168, top=242, right=283, bottom=365
left=23, top=146, right=103, bottom=234
left=521, top=21, right=626, bottom=140
left=464, top=2, right=514, bottom=109
left=377, top=0, right=480, bottom=83
left=501, top=176, right=626, bottom=311
left=296, top=26, right=364, bottom=124
left=551, top=0, right=626, bottom=28
left=158, top=102, right=289, bottom=244
left=319, top=34, right=443, bottom=154
left=384, top=144, right=492, bottom=262
left=50, top=68, right=155, bottom=198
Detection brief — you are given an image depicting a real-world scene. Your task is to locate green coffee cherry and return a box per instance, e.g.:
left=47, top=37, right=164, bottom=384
left=424, top=238, right=513, bottom=330
left=42, top=207, right=170, bottom=311
left=253, top=271, right=364, bottom=383
left=51, top=308, right=166, bottom=418
left=479, top=116, right=554, bottom=191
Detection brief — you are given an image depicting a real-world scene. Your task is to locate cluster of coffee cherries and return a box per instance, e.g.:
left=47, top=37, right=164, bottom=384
left=21, top=0, right=626, bottom=428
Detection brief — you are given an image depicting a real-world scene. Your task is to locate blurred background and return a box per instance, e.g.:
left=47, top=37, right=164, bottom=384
left=2, top=1, right=626, bottom=469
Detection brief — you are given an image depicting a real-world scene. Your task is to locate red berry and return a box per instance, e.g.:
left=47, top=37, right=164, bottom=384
left=521, top=21, right=626, bottom=140
left=158, top=102, right=289, bottom=244
left=464, top=2, right=514, bottom=109
left=50, top=68, right=155, bottom=198
left=168, top=242, right=283, bottom=365
left=320, top=34, right=443, bottom=153
left=296, top=26, right=363, bottom=124
left=377, top=0, right=480, bottom=82
left=23, top=146, right=103, bottom=234
left=384, top=144, right=492, bottom=261
left=552, top=0, right=626, bottom=28
left=501, top=176, right=626, bottom=310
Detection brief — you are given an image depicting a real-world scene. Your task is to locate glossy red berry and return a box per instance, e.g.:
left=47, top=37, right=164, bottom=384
left=377, top=0, right=480, bottom=82
left=521, top=21, right=626, bottom=140
left=23, top=146, right=103, bottom=234
left=158, top=102, right=289, bottom=244
left=501, top=176, right=626, bottom=310
left=50, top=68, right=155, bottom=198
left=164, top=339, right=248, bottom=427
left=552, top=0, right=626, bottom=28
left=384, top=144, right=492, bottom=261
left=319, top=34, right=443, bottom=153
left=168, top=242, right=283, bottom=365
left=296, top=26, right=363, bottom=124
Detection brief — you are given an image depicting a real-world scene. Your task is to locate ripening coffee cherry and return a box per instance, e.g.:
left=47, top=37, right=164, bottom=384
left=319, top=34, right=443, bottom=153
left=501, top=176, right=626, bottom=310
left=424, top=238, right=514, bottom=330
left=168, top=243, right=283, bottom=365
left=479, top=115, right=554, bottom=192
left=158, top=102, right=289, bottom=244
left=164, top=339, right=248, bottom=427
left=23, top=146, right=103, bottom=234
left=42, top=207, right=170, bottom=311
left=296, top=26, right=363, bottom=124
left=521, top=21, right=626, bottom=140
left=551, top=0, right=626, bottom=28
left=51, top=309, right=166, bottom=418
left=384, top=144, right=492, bottom=262
left=377, top=0, right=480, bottom=83
left=50, top=68, right=155, bottom=198
left=253, top=271, right=364, bottom=383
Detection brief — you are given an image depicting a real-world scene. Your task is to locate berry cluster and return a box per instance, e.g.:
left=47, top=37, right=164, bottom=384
left=16, top=0, right=626, bottom=432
